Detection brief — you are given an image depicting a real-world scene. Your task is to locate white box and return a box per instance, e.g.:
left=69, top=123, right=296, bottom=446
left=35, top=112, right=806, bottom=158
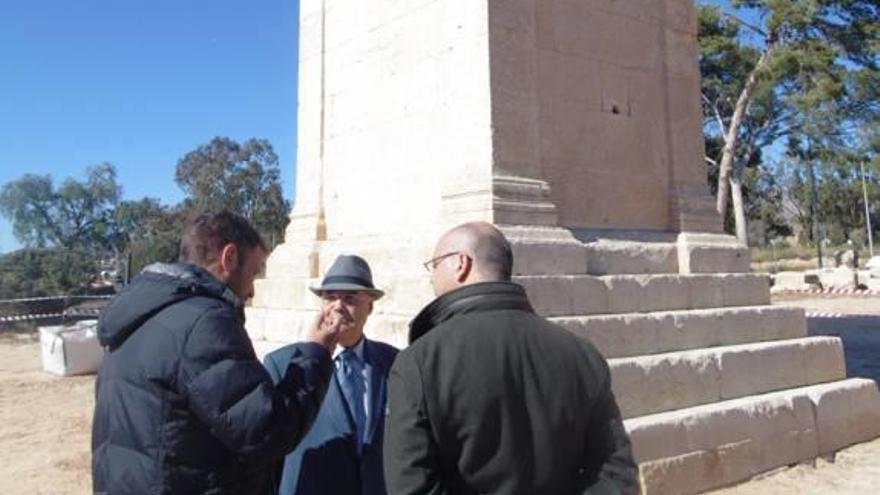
left=39, top=320, right=104, bottom=376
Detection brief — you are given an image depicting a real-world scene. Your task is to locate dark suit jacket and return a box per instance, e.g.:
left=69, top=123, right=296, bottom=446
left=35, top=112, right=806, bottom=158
left=265, top=338, right=399, bottom=495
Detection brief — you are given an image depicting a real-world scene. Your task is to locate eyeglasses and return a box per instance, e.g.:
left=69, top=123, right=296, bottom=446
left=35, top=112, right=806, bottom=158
left=320, top=292, right=369, bottom=305
left=422, top=252, right=462, bottom=273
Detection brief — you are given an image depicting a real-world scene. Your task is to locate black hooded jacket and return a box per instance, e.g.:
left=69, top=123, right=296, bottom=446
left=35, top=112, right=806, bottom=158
left=92, top=263, right=333, bottom=495
left=384, top=282, right=639, bottom=495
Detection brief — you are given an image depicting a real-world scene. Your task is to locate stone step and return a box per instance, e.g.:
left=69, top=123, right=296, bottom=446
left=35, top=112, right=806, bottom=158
left=610, top=337, right=845, bottom=419
left=572, top=231, right=750, bottom=275
left=584, top=239, right=679, bottom=275
left=625, top=378, right=880, bottom=495
left=551, top=305, right=806, bottom=359
left=517, top=273, right=770, bottom=317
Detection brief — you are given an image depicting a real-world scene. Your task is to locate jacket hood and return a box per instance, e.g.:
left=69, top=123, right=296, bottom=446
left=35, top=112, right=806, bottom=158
left=408, top=281, right=533, bottom=344
left=98, top=263, right=242, bottom=349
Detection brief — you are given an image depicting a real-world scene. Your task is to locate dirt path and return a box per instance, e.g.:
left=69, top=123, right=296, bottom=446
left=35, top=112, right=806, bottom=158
left=0, top=334, right=93, bottom=495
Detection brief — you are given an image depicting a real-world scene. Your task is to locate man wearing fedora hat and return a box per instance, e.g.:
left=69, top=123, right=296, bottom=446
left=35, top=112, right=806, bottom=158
left=264, top=255, right=399, bottom=495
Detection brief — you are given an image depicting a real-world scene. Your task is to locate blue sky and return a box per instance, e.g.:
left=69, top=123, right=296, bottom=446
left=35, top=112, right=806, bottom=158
left=0, top=0, right=300, bottom=252
left=0, top=1, right=757, bottom=254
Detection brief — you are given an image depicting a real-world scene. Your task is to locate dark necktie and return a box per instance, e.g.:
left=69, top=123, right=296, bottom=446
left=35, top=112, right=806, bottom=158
left=338, top=349, right=367, bottom=452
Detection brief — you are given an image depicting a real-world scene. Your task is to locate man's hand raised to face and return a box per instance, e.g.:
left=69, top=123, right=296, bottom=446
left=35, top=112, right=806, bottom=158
left=306, top=305, right=351, bottom=353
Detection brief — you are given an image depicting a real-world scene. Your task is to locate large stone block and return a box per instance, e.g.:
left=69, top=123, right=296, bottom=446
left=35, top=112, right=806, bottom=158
left=720, top=273, right=771, bottom=307
left=627, top=378, right=880, bottom=494
left=686, top=275, right=726, bottom=308
left=677, top=232, right=750, bottom=274
left=627, top=388, right=819, bottom=494
left=502, top=226, right=589, bottom=275
left=805, top=378, right=880, bottom=455
left=611, top=337, right=845, bottom=418
left=718, top=337, right=845, bottom=400
left=555, top=305, right=807, bottom=359
left=516, top=275, right=608, bottom=316
left=584, top=240, right=678, bottom=275
left=612, top=349, right=721, bottom=418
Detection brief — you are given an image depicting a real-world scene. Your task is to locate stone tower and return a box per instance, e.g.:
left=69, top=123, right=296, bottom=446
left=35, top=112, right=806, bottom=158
left=247, top=1, right=880, bottom=493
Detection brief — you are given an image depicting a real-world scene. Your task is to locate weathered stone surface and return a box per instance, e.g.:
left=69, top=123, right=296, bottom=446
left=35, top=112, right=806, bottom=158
left=677, top=232, right=750, bottom=274
left=610, top=337, right=845, bottom=418
left=805, top=379, right=880, bottom=455
left=517, top=273, right=772, bottom=317
left=553, top=305, right=807, bottom=359
left=584, top=240, right=678, bottom=275
left=501, top=225, right=588, bottom=275
left=626, top=379, right=880, bottom=494
left=251, top=277, right=319, bottom=310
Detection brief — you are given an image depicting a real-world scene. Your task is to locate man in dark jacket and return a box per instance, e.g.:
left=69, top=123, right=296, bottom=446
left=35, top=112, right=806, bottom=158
left=264, top=255, right=398, bottom=495
left=92, top=210, right=343, bottom=495
left=383, top=222, right=639, bottom=495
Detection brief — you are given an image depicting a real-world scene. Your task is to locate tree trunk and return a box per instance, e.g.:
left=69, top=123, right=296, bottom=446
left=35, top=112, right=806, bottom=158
left=716, top=43, right=777, bottom=218
left=730, top=176, right=749, bottom=245
left=806, top=157, right=823, bottom=268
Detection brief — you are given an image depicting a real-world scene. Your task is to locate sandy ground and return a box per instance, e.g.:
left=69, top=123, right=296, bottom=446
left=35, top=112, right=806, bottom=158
left=772, top=294, right=880, bottom=315
left=0, top=333, right=93, bottom=495
left=0, top=294, right=877, bottom=495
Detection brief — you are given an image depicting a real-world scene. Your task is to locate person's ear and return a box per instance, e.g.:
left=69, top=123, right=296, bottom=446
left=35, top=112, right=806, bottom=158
left=367, top=300, right=374, bottom=315
left=455, top=253, right=472, bottom=283
left=218, top=243, right=239, bottom=277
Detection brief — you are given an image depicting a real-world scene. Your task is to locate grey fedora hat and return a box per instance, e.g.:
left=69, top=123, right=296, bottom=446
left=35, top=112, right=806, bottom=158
left=309, top=254, right=384, bottom=300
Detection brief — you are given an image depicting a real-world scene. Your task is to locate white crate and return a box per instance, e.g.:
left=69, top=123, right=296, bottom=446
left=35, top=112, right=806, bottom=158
left=39, top=320, right=104, bottom=376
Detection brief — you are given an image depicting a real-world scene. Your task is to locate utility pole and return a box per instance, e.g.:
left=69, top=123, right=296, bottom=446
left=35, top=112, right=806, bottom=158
left=861, top=161, right=874, bottom=258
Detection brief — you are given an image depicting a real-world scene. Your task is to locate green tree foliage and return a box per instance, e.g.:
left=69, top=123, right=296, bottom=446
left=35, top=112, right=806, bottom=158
left=175, top=137, right=289, bottom=246
left=698, top=0, right=879, bottom=245
left=0, top=163, right=120, bottom=249
left=1, top=137, right=291, bottom=298
left=0, top=248, right=99, bottom=299
left=785, top=158, right=880, bottom=246
left=115, top=200, right=182, bottom=273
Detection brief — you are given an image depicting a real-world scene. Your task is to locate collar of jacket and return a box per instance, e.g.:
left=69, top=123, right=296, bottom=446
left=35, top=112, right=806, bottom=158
left=98, top=262, right=245, bottom=350
left=408, top=281, right=533, bottom=344
left=142, top=262, right=243, bottom=309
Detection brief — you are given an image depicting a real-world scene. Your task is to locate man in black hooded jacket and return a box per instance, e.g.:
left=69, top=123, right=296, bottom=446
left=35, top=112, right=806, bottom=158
left=92, top=210, right=343, bottom=494
left=383, top=222, right=639, bottom=495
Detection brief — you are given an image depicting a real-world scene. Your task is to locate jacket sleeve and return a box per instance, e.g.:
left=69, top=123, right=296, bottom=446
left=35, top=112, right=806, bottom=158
left=179, top=306, right=333, bottom=464
left=382, top=351, right=448, bottom=495
left=580, top=353, right=640, bottom=495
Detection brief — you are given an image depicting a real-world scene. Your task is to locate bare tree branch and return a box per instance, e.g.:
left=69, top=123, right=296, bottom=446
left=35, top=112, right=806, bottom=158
left=720, top=11, right=767, bottom=38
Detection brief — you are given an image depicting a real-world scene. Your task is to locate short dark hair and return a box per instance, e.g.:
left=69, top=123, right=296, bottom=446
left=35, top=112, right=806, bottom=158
left=179, top=210, right=267, bottom=266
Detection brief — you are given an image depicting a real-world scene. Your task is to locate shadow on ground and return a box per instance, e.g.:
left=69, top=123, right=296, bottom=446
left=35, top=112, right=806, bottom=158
left=808, top=316, right=880, bottom=383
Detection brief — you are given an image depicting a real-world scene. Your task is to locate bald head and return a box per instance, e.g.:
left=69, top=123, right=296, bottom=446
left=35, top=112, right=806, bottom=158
left=438, top=222, right=513, bottom=281
left=429, top=222, right=513, bottom=296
